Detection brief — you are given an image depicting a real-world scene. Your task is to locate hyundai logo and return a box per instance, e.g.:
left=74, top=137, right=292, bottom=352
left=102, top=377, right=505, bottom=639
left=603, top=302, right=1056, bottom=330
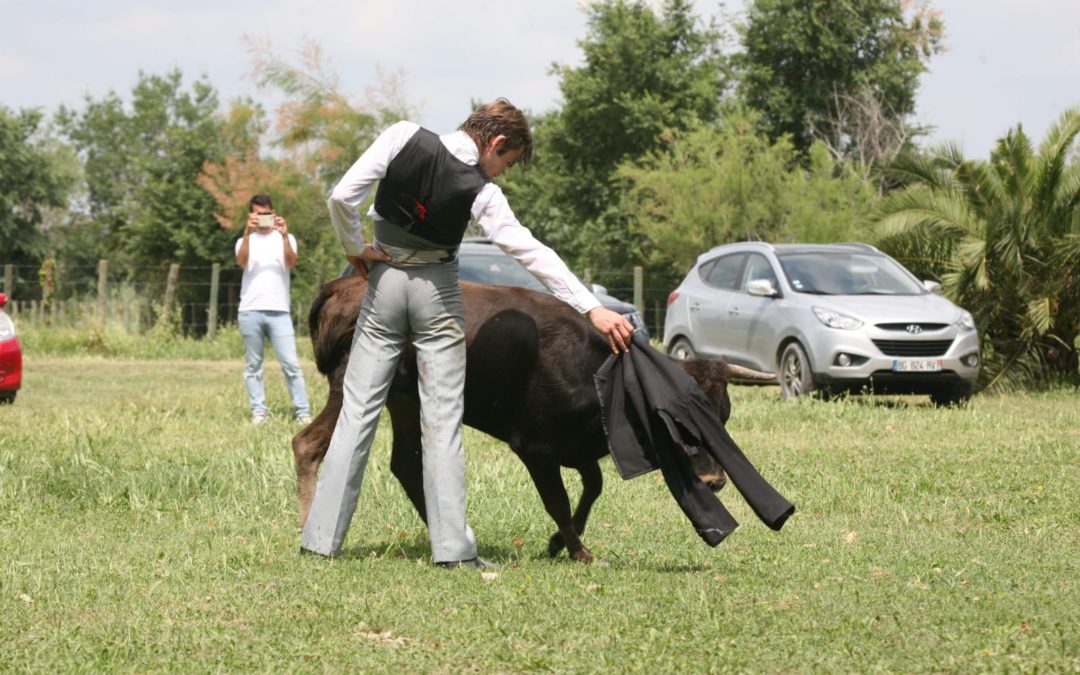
left=905, top=324, right=923, bottom=334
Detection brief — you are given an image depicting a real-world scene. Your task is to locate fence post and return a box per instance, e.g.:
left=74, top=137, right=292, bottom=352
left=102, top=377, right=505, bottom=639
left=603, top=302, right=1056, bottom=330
left=39, top=259, right=56, bottom=322
left=583, top=268, right=593, bottom=287
left=163, top=263, right=181, bottom=317
left=207, top=263, right=221, bottom=339
left=51, top=264, right=61, bottom=323
left=3, top=264, right=12, bottom=297
left=633, top=266, right=644, bottom=321
left=96, top=260, right=109, bottom=319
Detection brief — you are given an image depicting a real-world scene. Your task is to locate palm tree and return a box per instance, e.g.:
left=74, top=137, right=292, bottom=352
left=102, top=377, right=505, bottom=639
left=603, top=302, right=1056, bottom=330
left=871, top=108, right=1080, bottom=390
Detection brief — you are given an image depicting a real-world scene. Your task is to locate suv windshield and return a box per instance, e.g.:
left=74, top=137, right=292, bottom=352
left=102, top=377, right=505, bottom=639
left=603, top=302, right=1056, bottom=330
left=777, top=252, right=925, bottom=296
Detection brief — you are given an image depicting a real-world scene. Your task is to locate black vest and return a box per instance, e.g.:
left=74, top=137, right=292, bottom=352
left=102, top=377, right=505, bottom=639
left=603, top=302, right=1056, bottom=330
left=373, top=128, right=490, bottom=248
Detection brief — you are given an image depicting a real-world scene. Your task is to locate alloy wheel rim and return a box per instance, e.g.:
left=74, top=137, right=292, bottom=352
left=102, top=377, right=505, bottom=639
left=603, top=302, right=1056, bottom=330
left=783, top=351, right=804, bottom=396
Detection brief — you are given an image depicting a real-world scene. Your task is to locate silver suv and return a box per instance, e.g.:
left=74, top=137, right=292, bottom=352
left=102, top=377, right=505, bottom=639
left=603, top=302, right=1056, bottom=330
left=663, top=242, right=980, bottom=405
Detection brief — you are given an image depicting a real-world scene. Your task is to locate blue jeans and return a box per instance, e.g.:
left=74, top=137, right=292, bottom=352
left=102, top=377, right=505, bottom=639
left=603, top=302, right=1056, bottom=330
left=238, top=310, right=311, bottom=417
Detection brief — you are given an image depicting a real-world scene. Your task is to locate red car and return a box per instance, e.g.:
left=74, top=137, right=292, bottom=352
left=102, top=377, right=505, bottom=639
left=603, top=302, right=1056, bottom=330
left=0, top=293, right=21, bottom=404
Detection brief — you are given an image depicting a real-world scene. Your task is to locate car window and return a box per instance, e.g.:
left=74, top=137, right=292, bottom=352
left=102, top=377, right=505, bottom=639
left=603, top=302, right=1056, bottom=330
left=696, top=259, right=717, bottom=282
left=740, top=253, right=778, bottom=291
left=458, top=252, right=546, bottom=291
left=778, top=252, right=925, bottom=295
left=700, top=253, right=745, bottom=290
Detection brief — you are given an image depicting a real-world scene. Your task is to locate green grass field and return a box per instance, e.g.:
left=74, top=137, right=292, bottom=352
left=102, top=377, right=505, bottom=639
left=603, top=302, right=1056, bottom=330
left=1, top=355, right=1077, bottom=672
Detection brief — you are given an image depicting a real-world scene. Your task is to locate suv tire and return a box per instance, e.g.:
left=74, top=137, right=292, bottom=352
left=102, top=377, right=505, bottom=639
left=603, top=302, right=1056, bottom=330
left=779, top=342, right=815, bottom=400
left=668, top=338, right=697, bottom=361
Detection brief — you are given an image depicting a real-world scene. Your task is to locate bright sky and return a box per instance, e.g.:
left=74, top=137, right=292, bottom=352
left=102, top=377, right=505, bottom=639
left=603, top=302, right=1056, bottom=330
left=2, top=0, right=1078, bottom=159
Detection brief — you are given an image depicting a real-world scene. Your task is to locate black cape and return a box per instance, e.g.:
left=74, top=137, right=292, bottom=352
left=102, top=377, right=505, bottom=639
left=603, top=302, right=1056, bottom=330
left=594, top=335, right=795, bottom=546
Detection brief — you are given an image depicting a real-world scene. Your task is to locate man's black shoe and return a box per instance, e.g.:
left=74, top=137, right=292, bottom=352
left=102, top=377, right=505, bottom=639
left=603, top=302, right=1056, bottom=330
left=435, top=556, right=500, bottom=570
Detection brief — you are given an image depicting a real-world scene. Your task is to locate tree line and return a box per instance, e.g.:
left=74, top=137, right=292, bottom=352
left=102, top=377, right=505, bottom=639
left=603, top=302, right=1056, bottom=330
left=1, top=0, right=1077, bottom=388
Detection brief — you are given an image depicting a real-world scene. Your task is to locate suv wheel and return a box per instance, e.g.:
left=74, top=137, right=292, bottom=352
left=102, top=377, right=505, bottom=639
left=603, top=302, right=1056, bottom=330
left=668, top=338, right=697, bottom=361
left=779, top=342, right=814, bottom=400
left=930, top=384, right=972, bottom=407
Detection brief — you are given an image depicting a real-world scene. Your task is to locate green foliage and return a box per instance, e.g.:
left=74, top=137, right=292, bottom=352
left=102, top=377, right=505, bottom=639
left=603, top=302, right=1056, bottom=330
left=0, top=106, right=75, bottom=264
left=202, top=41, right=414, bottom=309
left=16, top=320, right=251, bottom=360
left=873, top=108, right=1080, bottom=389
left=505, top=0, right=728, bottom=272
left=245, top=39, right=405, bottom=193
left=619, top=111, right=877, bottom=285
left=736, top=0, right=943, bottom=156
left=54, top=69, right=231, bottom=283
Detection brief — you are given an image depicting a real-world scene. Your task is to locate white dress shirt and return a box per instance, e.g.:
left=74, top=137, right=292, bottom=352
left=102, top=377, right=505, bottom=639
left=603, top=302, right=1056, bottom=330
left=327, top=121, right=601, bottom=314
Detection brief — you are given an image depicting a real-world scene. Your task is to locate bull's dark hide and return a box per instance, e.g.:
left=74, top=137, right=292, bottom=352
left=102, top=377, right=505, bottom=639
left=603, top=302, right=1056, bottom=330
left=294, top=276, right=745, bottom=561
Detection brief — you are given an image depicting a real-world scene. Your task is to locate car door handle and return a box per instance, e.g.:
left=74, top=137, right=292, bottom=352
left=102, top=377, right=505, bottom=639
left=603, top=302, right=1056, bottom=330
left=690, top=302, right=701, bottom=312
left=728, top=307, right=740, bottom=316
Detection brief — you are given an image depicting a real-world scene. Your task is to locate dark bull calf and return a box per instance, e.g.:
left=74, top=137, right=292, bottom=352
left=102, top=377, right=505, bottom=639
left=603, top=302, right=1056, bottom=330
left=292, top=276, right=767, bottom=562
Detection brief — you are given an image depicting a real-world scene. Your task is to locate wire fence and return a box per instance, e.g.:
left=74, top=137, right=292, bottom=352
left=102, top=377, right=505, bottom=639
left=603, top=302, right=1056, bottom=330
left=3, top=262, right=251, bottom=336
left=2, top=262, right=677, bottom=338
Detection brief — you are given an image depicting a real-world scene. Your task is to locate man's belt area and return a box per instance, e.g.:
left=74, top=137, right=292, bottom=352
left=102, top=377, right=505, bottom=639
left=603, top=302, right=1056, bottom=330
left=373, top=240, right=458, bottom=266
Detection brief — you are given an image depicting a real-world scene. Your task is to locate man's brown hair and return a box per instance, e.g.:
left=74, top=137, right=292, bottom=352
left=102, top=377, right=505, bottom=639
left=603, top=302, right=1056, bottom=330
left=459, top=98, right=533, bottom=166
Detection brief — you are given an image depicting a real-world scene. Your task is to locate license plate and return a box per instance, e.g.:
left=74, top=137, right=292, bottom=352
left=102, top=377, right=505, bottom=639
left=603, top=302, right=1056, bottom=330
left=892, top=359, right=943, bottom=372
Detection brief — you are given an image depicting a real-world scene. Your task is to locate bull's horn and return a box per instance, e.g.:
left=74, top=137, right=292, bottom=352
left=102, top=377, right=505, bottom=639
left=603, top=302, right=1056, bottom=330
left=727, top=364, right=776, bottom=381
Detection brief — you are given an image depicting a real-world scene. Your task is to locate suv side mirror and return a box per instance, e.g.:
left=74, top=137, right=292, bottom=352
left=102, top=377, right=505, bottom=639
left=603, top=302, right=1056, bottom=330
left=923, top=280, right=943, bottom=295
left=590, top=283, right=609, bottom=295
left=746, top=279, right=778, bottom=298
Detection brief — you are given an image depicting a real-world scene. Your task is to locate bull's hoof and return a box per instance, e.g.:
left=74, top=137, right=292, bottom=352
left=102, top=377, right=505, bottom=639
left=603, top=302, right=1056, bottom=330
left=547, top=532, right=566, bottom=558
left=570, top=548, right=594, bottom=563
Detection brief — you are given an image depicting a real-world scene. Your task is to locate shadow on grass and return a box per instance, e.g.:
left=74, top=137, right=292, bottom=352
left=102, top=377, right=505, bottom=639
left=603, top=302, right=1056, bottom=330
left=300, top=534, right=722, bottom=573
left=813, top=392, right=941, bottom=409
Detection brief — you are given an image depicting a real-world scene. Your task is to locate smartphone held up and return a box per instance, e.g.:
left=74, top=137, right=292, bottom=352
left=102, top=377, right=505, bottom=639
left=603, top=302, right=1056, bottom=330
left=256, top=214, right=276, bottom=231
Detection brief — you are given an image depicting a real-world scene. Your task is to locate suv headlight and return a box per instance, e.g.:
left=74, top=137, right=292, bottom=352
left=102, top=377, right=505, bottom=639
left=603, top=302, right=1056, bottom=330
left=956, top=310, right=976, bottom=331
left=813, top=306, right=863, bottom=330
left=0, top=313, right=15, bottom=341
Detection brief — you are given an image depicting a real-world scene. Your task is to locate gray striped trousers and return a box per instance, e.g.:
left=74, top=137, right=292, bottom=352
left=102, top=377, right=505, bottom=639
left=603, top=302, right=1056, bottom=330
left=299, top=261, right=477, bottom=562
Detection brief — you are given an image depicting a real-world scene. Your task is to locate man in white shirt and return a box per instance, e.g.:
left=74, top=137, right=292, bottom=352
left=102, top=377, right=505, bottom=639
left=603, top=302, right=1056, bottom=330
left=300, top=100, right=634, bottom=567
left=235, top=194, right=312, bottom=426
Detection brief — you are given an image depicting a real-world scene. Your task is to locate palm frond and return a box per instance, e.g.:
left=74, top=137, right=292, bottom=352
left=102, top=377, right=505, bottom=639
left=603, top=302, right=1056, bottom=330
left=1053, top=232, right=1080, bottom=264
left=991, top=127, right=1036, bottom=200
left=955, top=159, right=1007, bottom=218
left=928, top=140, right=968, bottom=169
left=1026, top=296, right=1054, bottom=335
left=1051, top=162, right=1080, bottom=228
left=956, top=237, right=990, bottom=291
left=1034, top=108, right=1080, bottom=199
left=881, top=151, right=953, bottom=190
left=980, top=344, right=1047, bottom=393
left=872, top=186, right=974, bottom=237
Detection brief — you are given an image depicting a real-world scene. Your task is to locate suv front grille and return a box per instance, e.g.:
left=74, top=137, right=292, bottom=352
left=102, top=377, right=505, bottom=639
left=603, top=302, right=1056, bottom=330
left=875, top=323, right=949, bottom=332
left=872, top=339, right=954, bottom=357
